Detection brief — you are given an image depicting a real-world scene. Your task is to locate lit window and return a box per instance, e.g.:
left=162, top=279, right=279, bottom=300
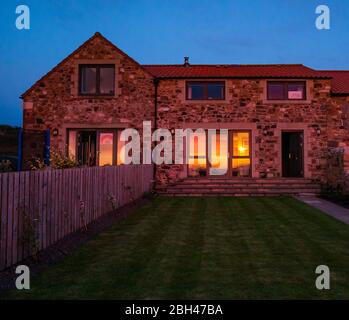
left=233, top=132, right=250, bottom=157
left=99, top=133, right=114, bottom=166
left=67, top=129, right=125, bottom=166
left=232, top=132, right=251, bottom=177
left=117, top=131, right=126, bottom=165
left=208, top=132, right=228, bottom=176
left=68, top=130, right=77, bottom=159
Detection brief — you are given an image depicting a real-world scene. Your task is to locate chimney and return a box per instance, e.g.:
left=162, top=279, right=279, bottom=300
left=184, top=56, right=189, bottom=67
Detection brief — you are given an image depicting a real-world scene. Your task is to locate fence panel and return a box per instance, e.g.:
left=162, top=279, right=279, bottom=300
left=0, top=165, right=153, bottom=270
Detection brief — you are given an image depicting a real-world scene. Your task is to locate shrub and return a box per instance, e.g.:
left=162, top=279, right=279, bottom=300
left=50, top=149, right=79, bottom=169
left=28, top=158, right=47, bottom=171
left=0, top=159, right=13, bottom=172
left=28, top=148, right=79, bottom=170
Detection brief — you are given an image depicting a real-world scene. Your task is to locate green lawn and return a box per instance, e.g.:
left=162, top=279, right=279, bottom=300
left=3, top=196, right=349, bottom=299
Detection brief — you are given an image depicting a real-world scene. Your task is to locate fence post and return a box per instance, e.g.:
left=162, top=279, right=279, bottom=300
left=17, top=127, right=23, bottom=171
left=44, top=129, right=50, bottom=166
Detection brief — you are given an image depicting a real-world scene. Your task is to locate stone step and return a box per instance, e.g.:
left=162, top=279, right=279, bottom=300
left=159, top=190, right=320, bottom=196
left=159, top=188, right=320, bottom=194
left=181, top=178, right=314, bottom=184
left=164, top=183, right=320, bottom=189
left=156, top=177, right=321, bottom=196
left=159, top=192, right=318, bottom=197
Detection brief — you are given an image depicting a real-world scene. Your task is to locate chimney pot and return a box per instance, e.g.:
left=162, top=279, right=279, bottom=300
left=184, top=56, right=189, bottom=66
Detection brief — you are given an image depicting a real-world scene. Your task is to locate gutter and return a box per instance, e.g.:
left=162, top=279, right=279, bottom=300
left=152, top=78, right=159, bottom=184
left=153, top=78, right=159, bottom=130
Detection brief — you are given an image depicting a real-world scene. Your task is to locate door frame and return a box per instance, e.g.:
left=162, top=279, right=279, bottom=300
left=281, top=130, right=304, bottom=178
left=77, top=130, right=97, bottom=166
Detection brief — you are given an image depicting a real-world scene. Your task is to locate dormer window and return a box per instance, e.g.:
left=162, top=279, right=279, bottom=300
left=79, top=64, right=115, bottom=96
left=267, top=81, right=306, bottom=100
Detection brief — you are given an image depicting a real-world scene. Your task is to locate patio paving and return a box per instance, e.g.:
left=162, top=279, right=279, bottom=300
left=296, top=196, right=349, bottom=225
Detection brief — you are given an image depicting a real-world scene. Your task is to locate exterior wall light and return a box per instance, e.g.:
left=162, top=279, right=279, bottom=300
left=52, top=128, right=59, bottom=136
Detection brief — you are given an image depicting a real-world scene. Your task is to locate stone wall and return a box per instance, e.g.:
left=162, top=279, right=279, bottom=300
left=156, top=78, right=346, bottom=184
left=326, top=147, right=349, bottom=194
left=327, top=95, right=349, bottom=147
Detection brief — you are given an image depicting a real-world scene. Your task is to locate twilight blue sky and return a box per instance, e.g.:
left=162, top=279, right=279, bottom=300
left=1, top=0, right=349, bottom=126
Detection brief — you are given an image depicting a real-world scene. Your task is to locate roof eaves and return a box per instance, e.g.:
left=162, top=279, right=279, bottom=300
left=153, top=75, right=332, bottom=79
left=21, top=32, right=100, bottom=99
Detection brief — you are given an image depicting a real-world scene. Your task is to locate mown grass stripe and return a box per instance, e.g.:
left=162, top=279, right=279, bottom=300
left=3, top=197, right=349, bottom=300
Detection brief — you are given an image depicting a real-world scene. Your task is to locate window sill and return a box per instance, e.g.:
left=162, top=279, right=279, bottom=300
left=75, top=95, right=117, bottom=99
left=184, top=99, right=229, bottom=104
left=262, top=99, right=312, bottom=104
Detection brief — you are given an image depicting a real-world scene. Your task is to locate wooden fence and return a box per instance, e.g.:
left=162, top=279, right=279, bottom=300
left=0, top=165, right=153, bottom=271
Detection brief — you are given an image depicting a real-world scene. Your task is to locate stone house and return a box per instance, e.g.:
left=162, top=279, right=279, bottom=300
left=21, top=32, right=349, bottom=194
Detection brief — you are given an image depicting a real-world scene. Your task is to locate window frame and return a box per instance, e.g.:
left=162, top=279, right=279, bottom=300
left=186, top=81, right=226, bottom=100
left=231, top=130, right=252, bottom=177
left=186, top=129, right=252, bottom=178
left=267, top=81, right=306, bottom=101
left=97, top=130, right=117, bottom=166
left=67, top=128, right=123, bottom=166
left=78, top=64, right=115, bottom=96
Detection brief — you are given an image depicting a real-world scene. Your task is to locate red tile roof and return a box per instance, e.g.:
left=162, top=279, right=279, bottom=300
left=142, top=64, right=330, bottom=79
left=144, top=64, right=349, bottom=94
left=320, top=71, right=349, bottom=94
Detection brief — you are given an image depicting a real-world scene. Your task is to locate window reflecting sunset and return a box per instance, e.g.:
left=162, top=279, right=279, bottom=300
left=99, top=133, right=113, bottom=166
